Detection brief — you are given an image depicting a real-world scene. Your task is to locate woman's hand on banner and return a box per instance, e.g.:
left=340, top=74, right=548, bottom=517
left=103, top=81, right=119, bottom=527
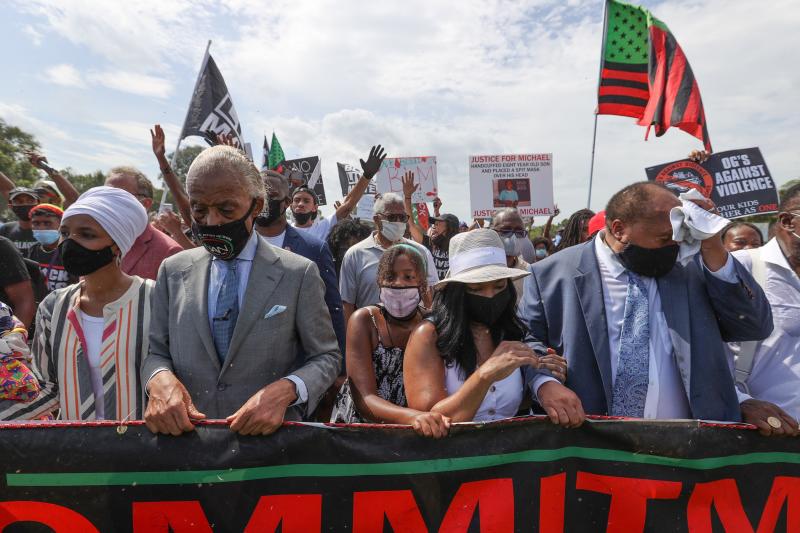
left=537, top=381, right=585, bottom=428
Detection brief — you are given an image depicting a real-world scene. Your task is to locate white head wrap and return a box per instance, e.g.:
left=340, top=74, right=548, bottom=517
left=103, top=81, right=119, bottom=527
left=62, top=186, right=148, bottom=257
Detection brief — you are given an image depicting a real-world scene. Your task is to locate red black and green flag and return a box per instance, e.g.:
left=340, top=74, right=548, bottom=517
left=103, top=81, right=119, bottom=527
left=597, top=0, right=712, bottom=151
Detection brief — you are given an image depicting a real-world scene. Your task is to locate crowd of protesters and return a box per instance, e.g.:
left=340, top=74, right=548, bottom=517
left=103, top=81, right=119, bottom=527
left=0, top=129, right=797, bottom=440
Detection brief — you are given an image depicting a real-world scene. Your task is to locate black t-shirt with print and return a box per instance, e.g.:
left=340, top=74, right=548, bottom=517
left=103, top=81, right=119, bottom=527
left=0, top=236, right=30, bottom=309
left=27, top=243, right=79, bottom=293
left=0, top=221, right=37, bottom=255
left=423, top=235, right=450, bottom=281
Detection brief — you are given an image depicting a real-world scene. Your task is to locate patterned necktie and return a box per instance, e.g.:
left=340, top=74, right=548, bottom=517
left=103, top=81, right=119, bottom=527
left=611, top=271, right=650, bottom=417
left=212, top=260, right=239, bottom=364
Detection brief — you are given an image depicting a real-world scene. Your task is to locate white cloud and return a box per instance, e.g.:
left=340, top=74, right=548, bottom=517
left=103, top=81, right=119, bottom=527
left=22, top=25, right=43, bottom=46
left=42, top=64, right=84, bottom=87
left=0, top=103, right=70, bottom=141
left=96, top=120, right=181, bottom=147
left=7, top=0, right=800, bottom=220
left=87, top=71, right=173, bottom=98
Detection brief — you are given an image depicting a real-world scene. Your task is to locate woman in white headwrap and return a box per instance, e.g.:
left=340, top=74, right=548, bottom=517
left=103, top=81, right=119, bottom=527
left=0, top=186, right=153, bottom=420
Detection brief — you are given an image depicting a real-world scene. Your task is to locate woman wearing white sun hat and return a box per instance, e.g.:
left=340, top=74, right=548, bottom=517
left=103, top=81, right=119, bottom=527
left=404, top=229, right=572, bottom=423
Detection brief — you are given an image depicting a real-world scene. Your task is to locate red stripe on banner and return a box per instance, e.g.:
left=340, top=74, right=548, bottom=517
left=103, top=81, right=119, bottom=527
left=662, top=54, right=687, bottom=133
left=601, top=69, right=648, bottom=83
left=599, top=85, right=650, bottom=100
left=598, top=103, right=646, bottom=119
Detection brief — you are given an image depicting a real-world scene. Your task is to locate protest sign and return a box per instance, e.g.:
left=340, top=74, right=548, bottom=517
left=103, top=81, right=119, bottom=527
left=0, top=418, right=795, bottom=531
left=469, top=153, right=554, bottom=218
left=375, top=157, right=438, bottom=204
left=337, top=162, right=377, bottom=219
left=645, top=147, right=778, bottom=219
left=284, top=156, right=327, bottom=205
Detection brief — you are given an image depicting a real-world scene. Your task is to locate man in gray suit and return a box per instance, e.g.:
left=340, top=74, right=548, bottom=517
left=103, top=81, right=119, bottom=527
left=519, top=182, right=773, bottom=426
left=143, top=146, right=341, bottom=436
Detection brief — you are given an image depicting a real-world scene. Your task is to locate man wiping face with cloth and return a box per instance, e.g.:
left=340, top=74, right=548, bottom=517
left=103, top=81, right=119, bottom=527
left=519, top=181, right=774, bottom=428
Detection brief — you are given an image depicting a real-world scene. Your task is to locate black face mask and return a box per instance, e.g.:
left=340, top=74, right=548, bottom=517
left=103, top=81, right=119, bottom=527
left=255, top=198, right=286, bottom=227
left=464, top=285, right=511, bottom=326
left=11, top=205, right=34, bottom=222
left=60, top=239, right=115, bottom=276
left=192, top=199, right=256, bottom=260
left=292, top=210, right=313, bottom=225
left=616, top=242, right=679, bottom=278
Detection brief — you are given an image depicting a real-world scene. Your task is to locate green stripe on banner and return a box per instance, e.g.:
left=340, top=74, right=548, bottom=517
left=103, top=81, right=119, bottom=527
left=8, top=447, right=800, bottom=487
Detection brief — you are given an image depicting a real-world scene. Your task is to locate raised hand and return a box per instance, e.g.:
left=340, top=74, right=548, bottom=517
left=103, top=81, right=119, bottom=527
left=360, top=145, right=387, bottom=180
left=156, top=211, right=183, bottom=237
left=402, top=171, right=419, bottom=199
left=688, top=149, right=710, bottom=163
left=25, top=150, right=48, bottom=170
left=215, top=132, right=241, bottom=149
left=150, top=125, right=166, bottom=159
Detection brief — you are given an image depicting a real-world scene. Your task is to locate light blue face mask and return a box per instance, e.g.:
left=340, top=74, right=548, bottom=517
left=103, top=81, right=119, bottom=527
left=535, top=248, right=548, bottom=259
left=33, top=229, right=60, bottom=246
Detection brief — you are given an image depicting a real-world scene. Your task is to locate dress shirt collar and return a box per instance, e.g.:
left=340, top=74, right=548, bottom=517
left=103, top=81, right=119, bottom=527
left=594, top=231, right=626, bottom=279
left=211, top=228, right=260, bottom=264
left=761, top=237, right=793, bottom=273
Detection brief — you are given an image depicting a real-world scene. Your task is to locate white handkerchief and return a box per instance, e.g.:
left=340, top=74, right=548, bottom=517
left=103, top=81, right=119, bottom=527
left=669, top=189, right=730, bottom=263
left=264, top=305, right=287, bottom=319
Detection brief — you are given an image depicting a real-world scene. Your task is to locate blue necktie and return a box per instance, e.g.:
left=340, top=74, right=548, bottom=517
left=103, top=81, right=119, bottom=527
left=611, top=271, right=650, bottom=417
left=212, top=260, right=239, bottom=365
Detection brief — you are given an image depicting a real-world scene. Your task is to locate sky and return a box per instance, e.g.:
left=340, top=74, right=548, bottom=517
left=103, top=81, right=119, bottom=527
left=1, top=0, right=798, bottom=223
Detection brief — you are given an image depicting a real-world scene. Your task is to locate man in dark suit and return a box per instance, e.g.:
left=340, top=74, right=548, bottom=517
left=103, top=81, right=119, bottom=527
left=519, top=182, right=773, bottom=426
left=255, top=171, right=346, bottom=354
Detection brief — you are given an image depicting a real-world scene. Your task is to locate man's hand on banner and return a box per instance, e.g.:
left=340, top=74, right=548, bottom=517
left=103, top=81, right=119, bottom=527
left=144, top=371, right=207, bottom=435
left=538, top=348, right=568, bottom=383
left=688, top=150, right=710, bottom=163
left=537, top=381, right=585, bottom=428
left=360, top=145, right=387, bottom=180
left=150, top=125, right=166, bottom=159
left=402, top=171, right=418, bottom=199
left=226, top=378, right=298, bottom=435
left=741, top=399, right=800, bottom=437
left=411, top=412, right=451, bottom=439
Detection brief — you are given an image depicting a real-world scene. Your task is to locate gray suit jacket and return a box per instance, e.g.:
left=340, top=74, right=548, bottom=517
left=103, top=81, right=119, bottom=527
left=142, top=237, right=342, bottom=419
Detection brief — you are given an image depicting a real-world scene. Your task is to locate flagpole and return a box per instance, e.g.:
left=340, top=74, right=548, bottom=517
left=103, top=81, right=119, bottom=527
left=586, top=0, right=610, bottom=209
left=160, top=39, right=212, bottom=208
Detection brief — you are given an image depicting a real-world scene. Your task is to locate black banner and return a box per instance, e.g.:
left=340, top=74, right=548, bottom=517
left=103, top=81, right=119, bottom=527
left=182, top=56, right=245, bottom=148
left=645, top=147, right=779, bottom=219
left=0, top=417, right=797, bottom=531
left=284, top=156, right=327, bottom=206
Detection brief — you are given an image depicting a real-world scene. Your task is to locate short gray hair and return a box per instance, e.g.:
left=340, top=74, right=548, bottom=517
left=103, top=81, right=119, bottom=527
left=490, top=208, right=522, bottom=227
left=186, top=146, right=265, bottom=200
left=374, top=192, right=404, bottom=214
left=108, top=166, right=154, bottom=198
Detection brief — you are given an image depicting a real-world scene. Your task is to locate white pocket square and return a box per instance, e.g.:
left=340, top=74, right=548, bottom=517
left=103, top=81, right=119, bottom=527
left=264, top=305, right=287, bottom=319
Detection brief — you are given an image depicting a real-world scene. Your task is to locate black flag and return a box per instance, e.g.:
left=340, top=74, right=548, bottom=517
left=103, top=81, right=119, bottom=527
left=181, top=56, right=244, bottom=148
left=261, top=135, right=269, bottom=169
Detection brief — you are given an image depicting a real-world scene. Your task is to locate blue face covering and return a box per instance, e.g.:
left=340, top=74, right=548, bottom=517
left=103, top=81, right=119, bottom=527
left=33, top=229, right=60, bottom=246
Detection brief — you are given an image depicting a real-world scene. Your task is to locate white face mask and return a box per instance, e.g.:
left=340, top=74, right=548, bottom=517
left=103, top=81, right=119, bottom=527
left=380, top=287, right=421, bottom=319
left=380, top=221, right=407, bottom=243
left=501, top=235, right=521, bottom=257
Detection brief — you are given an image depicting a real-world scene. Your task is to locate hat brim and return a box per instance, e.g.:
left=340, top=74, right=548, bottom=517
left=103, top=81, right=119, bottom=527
left=434, top=264, right=529, bottom=289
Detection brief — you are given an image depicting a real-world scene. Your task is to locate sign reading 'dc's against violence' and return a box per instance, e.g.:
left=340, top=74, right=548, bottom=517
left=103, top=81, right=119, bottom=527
left=645, top=147, right=778, bottom=219
left=2, top=418, right=796, bottom=531
left=470, top=153, right=555, bottom=219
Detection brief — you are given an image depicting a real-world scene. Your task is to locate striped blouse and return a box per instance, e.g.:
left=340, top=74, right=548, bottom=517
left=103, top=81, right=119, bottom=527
left=0, top=277, right=153, bottom=421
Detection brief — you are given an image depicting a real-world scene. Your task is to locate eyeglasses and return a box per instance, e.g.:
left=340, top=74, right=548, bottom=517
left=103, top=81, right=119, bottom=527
left=496, top=230, right=527, bottom=238
left=380, top=213, right=409, bottom=223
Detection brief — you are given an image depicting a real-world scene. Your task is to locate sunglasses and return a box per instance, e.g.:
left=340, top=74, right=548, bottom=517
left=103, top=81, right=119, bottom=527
left=380, top=213, right=409, bottom=223
left=496, top=230, right=527, bottom=238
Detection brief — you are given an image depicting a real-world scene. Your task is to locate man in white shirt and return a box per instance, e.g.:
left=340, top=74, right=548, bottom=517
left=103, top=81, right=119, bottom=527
left=518, top=182, right=773, bottom=427
left=291, top=145, right=385, bottom=241
left=729, top=183, right=800, bottom=434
